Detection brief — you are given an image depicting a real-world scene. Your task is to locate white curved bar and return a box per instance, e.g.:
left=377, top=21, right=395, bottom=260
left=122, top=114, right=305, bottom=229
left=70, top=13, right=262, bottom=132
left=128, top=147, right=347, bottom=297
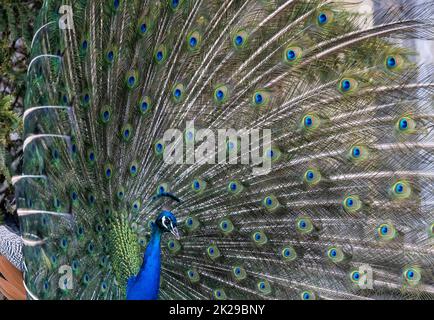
left=11, top=175, right=47, bottom=186
left=17, top=209, right=72, bottom=219
left=27, top=54, right=61, bottom=77
left=23, top=106, right=72, bottom=123
left=23, top=134, right=70, bottom=152
left=31, top=21, right=57, bottom=50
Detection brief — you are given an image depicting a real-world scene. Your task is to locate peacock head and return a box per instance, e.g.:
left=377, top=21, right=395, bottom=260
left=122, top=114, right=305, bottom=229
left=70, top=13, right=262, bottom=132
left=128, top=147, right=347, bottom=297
left=155, top=210, right=180, bottom=239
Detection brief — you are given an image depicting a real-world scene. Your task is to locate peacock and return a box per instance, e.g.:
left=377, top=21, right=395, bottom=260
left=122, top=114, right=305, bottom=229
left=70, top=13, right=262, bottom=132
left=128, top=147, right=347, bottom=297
left=5, top=0, right=434, bottom=300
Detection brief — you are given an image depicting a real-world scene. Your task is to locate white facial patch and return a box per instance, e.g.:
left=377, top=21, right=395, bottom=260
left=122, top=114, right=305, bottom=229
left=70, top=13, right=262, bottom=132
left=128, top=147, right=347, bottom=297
left=162, top=216, right=169, bottom=229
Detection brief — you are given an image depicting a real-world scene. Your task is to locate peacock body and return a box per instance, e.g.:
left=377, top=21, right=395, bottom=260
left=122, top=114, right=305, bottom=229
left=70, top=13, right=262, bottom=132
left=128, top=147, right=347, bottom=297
left=9, top=0, right=434, bottom=300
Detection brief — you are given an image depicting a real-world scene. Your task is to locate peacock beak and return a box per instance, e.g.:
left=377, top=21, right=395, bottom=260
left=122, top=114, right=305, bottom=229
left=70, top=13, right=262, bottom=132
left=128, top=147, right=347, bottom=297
left=170, top=223, right=180, bottom=240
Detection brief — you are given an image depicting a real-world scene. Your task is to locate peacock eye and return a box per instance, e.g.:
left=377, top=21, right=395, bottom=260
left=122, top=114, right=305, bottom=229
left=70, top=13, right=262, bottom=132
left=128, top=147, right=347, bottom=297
left=318, top=13, right=328, bottom=24
left=207, top=245, right=221, bottom=260
left=403, top=267, right=421, bottom=285
left=187, top=30, right=202, bottom=50
left=54, top=197, right=61, bottom=208
left=266, top=197, right=272, bottom=206
left=281, top=246, right=297, bottom=262
left=71, top=191, right=78, bottom=201
left=132, top=200, right=140, bottom=212
left=170, top=0, right=182, bottom=10
left=232, top=30, right=249, bottom=49
left=117, top=187, right=125, bottom=200
left=108, top=51, right=114, bottom=61
left=377, top=223, right=396, bottom=241
left=82, top=274, right=90, bottom=285
left=72, top=260, right=79, bottom=270
left=287, top=49, right=296, bottom=60
left=191, top=178, right=206, bottom=193
left=82, top=93, right=91, bottom=106
left=265, top=147, right=281, bottom=162
left=352, top=147, right=360, bottom=157
left=87, top=242, right=95, bottom=253
left=350, top=271, right=360, bottom=283
left=167, top=239, right=181, bottom=254
left=283, top=46, right=303, bottom=64
left=218, top=218, right=234, bottom=235
left=172, top=83, right=185, bottom=102
left=263, top=194, right=280, bottom=211
left=157, top=183, right=169, bottom=195
left=88, top=152, right=95, bottom=162
left=301, top=290, right=315, bottom=300
left=255, top=93, right=262, bottom=103
left=216, top=90, right=224, bottom=100
left=303, top=168, right=321, bottom=186
left=301, top=113, right=320, bottom=131
left=252, top=90, right=270, bottom=107
left=341, top=79, right=351, bottom=91
left=339, top=78, right=358, bottom=94
left=186, top=268, right=200, bottom=283
left=139, top=238, right=146, bottom=246
left=296, top=217, right=314, bottom=234
left=327, top=246, right=344, bottom=263
left=232, top=266, right=246, bottom=281
left=252, top=231, right=268, bottom=246
left=343, top=195, right=361, bottom=213
left=257, top=280, right=271, bottom=295
left=154, top=140, right=165, bottom=156
left=60, top=238, right=68, bottom=248
left=141, top=102, right=148, bottom=112
left=390, top=180, right=411, bottom=199
left=396, top=116, right=416, bottom=134
left=213, top=289, right=227, bottom=300
left=317, top=10, right=334, bottom=26
left=88, top=194, right=95, bottom=205
left=213, top=85, right=230, bottom=104
left=387, top=56, right=397, bottom=68
left=227, top=180, right=243, bottom=195
left=385, top=54, right=404, bottom=70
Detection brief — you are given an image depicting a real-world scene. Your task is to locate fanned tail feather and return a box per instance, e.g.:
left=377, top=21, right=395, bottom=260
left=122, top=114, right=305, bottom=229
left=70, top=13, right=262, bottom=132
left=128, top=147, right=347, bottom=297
left=12, top=0, right=434, bottom=300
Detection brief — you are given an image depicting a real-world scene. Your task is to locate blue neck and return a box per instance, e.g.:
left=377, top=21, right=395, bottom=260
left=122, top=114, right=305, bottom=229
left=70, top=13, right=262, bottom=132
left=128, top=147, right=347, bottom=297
left=126, top=226, right=162, bottom=300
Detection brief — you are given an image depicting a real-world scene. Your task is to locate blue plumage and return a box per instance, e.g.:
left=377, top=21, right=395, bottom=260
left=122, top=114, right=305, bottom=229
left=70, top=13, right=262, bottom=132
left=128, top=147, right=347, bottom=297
left=127, top=211, right=179, bottom=300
